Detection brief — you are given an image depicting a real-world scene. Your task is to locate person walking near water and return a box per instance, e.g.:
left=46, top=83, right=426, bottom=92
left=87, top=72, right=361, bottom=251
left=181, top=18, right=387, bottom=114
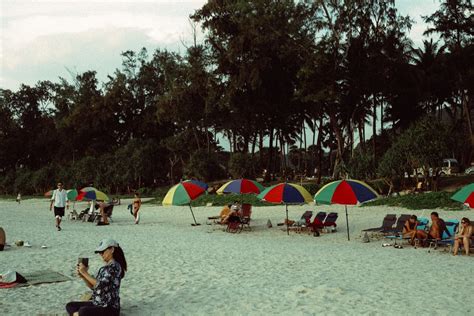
left=16, top=193, right=21, bottom=204
left=49, top=182, right=69, bottom=231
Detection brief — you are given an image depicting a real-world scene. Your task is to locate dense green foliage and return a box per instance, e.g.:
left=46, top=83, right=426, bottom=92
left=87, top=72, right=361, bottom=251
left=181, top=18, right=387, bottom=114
left=0, top=0, right=472, bottom=195
left=362, top=191, right=465, bottom=210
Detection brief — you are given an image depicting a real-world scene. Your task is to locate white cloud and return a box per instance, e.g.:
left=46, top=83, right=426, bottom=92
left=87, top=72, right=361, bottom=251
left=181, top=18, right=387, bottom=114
left=0, top=0, right=443, bottom=91
left=1, top=0, right=206, bottom=89
left=396, top=0, right=440, bottom=47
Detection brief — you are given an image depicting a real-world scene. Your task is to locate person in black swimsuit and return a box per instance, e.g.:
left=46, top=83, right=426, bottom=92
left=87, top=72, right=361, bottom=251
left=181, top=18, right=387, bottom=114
left=402, top=215, right=418, bottom=245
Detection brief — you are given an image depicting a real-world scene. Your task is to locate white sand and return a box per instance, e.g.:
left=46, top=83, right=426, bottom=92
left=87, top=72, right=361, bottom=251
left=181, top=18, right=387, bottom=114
left=0, top=199, right=473, bottom=315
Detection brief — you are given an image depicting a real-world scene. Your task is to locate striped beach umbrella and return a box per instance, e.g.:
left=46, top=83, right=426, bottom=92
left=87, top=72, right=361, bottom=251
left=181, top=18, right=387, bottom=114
left=163, top=181, right=206, bottom=226
left=216, top=179, right=264, bottom=195
left=258, top=183, right=313, bottom=235
left=184, top=179, right=209, bottom=191
left=314, top=179, right=379, bottom=240
left=451, top=183, right=474, bottom=208
left=77, top=187, right=109, bottom=202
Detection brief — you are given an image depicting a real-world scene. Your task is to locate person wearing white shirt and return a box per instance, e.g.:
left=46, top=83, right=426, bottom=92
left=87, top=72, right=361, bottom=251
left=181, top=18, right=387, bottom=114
left=49, top=182, right=69, bottom=231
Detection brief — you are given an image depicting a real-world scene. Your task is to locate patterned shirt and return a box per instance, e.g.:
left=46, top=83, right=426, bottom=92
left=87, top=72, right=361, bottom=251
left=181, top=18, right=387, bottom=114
left=92, top=260, right=122, bottom=309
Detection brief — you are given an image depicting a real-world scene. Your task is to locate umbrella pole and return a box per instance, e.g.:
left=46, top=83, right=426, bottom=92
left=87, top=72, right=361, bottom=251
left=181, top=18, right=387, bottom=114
left=286, top=204, right=289, bottom=236
left=188, top=204, right=200, bottom=226
left=345, top=205, right=350, bottom=241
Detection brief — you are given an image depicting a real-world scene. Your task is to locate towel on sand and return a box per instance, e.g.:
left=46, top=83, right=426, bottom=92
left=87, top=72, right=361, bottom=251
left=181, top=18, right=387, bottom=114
left=1, top=270, right=71, bottom=288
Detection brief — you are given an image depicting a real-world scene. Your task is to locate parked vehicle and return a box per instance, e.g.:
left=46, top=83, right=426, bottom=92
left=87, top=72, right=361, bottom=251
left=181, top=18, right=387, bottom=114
left=405, top=158, right=459, bottom=178
left=439, top=158, right=459, bottom=176
left=465, top=165, right=474, bottom=175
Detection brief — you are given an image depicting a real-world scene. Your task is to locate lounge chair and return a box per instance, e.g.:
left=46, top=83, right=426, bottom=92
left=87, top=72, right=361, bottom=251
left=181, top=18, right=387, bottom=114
left=95, top=203, right=114, bottom=223
left=226, top=215, right=243, bottom=233
left=240, top=203, right=252, bottom=230
left=314, top=211, right=327, bottom=223
left=385, top=217, right=429, bottom=245
left=323, top=212, right=338, bottom=229
left=278, top=210, right=313, bottom=227
left=362, top=214, right=397, bottom=232
left=382, top=214, right=411, bottom=235
left=427, top=219, right=459, bottom=252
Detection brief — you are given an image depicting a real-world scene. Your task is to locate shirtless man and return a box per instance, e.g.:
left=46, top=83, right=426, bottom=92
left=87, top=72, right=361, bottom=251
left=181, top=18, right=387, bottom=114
left=416, top=212, right=446, bottom=245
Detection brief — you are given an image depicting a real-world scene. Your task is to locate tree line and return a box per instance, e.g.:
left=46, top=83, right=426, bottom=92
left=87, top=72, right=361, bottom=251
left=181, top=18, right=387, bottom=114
left=0, top=0, right=472, bottom=195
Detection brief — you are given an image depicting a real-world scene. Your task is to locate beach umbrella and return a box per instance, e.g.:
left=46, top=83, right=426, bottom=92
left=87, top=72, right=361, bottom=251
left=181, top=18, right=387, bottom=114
left=258, top=183, right=313, bottom=235
left=77, top=187, right=109, bottom=202
left=163, top=181, right=206, bottom=226
left=450, top=183, right=474, bottom=208
left=314, top=179, right=379, bottom=241
left=216, top=179, right=264, bottom=195
left=184, top=179, right=209, bottom=190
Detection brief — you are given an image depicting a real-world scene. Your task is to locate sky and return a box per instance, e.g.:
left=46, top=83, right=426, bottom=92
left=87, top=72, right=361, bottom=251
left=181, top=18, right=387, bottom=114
left=1, top=0, right=442, bottom=92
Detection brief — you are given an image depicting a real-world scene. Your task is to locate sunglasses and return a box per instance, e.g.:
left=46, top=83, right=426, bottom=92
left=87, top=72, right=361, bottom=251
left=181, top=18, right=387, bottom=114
left=461, top=221, right=467, bottom=224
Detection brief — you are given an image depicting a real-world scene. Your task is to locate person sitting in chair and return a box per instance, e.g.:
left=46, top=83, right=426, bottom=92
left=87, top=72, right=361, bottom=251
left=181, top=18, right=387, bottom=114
left=415, top=212, right=446, bottom=246
left=403, top=215, right=419, bottom=245
left=217, top=204, right=232, bottom=223
left=221, top=202, right=241, bottom=225
left=453, top=217, right=472, bottom=256
left=96, top=202, right=114, bottom=226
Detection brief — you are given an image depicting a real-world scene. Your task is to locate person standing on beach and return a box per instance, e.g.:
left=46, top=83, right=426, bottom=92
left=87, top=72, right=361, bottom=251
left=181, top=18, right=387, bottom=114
left=49, top=182, right=69, bottom=231
left=132, top=192, right=142, bottom=224
left=16, top=193, right=21, bottom=204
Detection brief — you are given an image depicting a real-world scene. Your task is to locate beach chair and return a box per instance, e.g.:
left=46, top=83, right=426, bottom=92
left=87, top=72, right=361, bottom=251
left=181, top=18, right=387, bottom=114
left=382, top=214, right=411, bottom=235
left=296, top=211, right=314, bottom=226
left=225, top=214, right=243, bottom=233
left=308, top=212, right=326, bottom=230
left=427, top=219, right=459, bottom=252
left=323, top=212, right=338, bottom=227
left=240, top=204, right=252, bottom=230
left=67, top=209, right=79, bottom=220
left=385, top=217, right=429, bottom=245
left=95, top=203, right=114, bottom=224
left=362, top=214, right=397, bottom=233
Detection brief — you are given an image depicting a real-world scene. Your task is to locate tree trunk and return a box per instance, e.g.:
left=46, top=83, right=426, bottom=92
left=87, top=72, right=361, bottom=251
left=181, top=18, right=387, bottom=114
left=303, top=122, right=307, bottom=175
left=265, top=128, right=274, bottom=182
left=380, top=100, right=383, bottom=136
left=316, top=117, right=323, bottom=184
left=372, top=94, right=377, bottom=165
left=358, top=118, right=365, bottom=153
left=462, top=92, right=473, bottom=156
left=329, top=111, right=344, bottom=178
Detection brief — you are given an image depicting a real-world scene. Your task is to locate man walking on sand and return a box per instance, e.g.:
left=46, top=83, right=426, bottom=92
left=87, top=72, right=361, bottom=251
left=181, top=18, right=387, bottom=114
left=50, top=182, right=69, bottom=231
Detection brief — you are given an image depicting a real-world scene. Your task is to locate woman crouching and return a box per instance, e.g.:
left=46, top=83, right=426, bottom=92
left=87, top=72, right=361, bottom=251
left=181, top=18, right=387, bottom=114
left=66, top=239, right=127, bottom=315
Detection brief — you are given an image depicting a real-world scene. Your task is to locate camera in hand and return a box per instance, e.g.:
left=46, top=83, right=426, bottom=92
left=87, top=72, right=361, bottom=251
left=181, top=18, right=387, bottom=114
left=78, top=257, right=89, bottom=267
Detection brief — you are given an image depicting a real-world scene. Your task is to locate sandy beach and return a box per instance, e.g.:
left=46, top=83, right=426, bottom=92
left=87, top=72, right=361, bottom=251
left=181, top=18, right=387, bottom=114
left=1, top=198, right=473, bottom=315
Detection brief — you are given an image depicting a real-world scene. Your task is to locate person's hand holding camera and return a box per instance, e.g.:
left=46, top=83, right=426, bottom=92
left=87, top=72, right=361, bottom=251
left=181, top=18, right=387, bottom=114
left=77, top=263, right=88, bottom=277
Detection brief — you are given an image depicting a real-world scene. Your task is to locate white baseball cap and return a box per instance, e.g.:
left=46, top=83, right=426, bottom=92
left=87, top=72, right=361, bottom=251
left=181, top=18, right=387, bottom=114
left=94, top=239, right=118, bottom=253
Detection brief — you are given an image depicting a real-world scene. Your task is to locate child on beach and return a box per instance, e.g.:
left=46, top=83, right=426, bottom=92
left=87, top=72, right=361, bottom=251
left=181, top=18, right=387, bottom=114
left=16, top=193, right=21, bottom=204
